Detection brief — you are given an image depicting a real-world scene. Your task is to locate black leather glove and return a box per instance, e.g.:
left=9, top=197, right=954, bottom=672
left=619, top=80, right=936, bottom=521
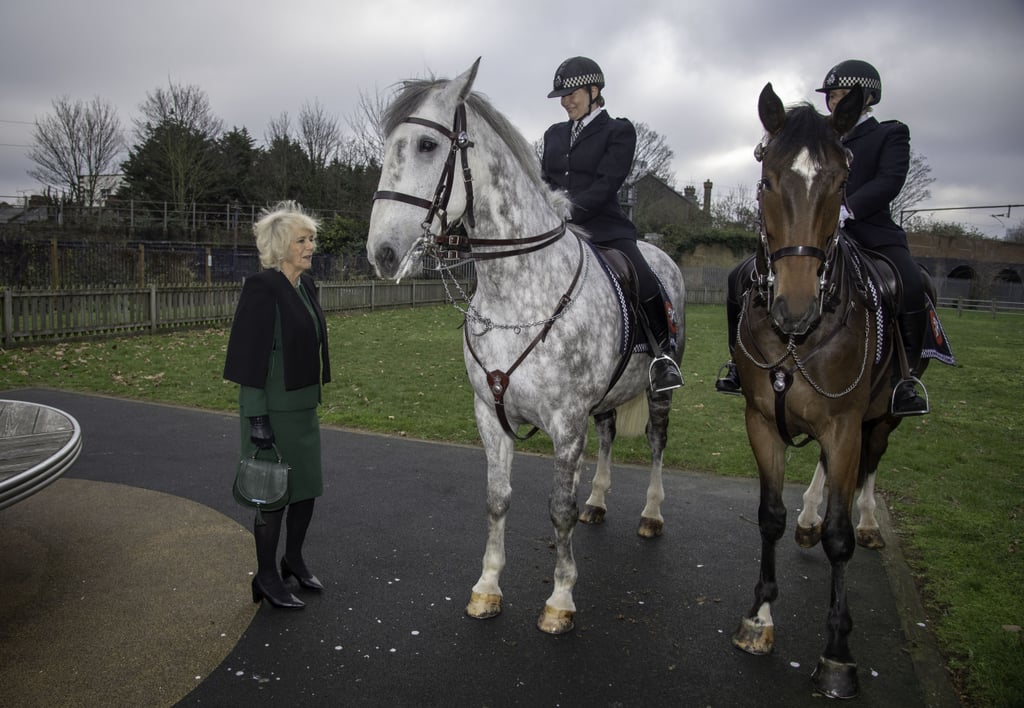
left=248, top=415, right=275, bottom=449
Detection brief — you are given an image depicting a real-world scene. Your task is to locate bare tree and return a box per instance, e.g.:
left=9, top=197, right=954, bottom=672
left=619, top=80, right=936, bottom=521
left=28, top=96, right=124, bottom=206
left=712, top=184, right=759, bottom=232
left=631, top=122, right=675, bottom=185
left=266, top=111, right=292, bottom=144
left=129, top=80, right=223, bottom=210
left=892, top=150, right=935, bottom=228
left=343, top=87, right=389, bottom=167
left=298, top=99, right=342, bottom=170
left=134, top=80, right=222, bottom=142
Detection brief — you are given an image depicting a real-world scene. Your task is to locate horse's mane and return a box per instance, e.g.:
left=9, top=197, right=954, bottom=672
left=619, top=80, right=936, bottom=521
left=769, top=102, right=845, bottom=167
left=385, top=77, right=567, bottom=214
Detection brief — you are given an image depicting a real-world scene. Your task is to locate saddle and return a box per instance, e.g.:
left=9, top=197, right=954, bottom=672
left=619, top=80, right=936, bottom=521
left=835, top=234, right=901, bottom=314
left=593, top=245, right=640, bottom=312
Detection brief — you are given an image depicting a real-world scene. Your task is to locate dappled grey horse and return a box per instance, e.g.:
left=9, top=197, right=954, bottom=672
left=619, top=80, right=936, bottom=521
left=366, top=59, right=685, bottom=634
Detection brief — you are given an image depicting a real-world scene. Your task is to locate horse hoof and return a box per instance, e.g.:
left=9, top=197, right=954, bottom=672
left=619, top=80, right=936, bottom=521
left=637, top=517, right=664, bottom=538
left=795, top=522, right=822, bottom=548
left=811, top=655, right=859, bottom=699
left=732, top=615, right=775, bottom=655
left=537, top=605, right=575, bottom=634
left=579, top=505, right=606, bottom=524
left=856, top=528, right=885, bottom=549
left=465, top=592, right=502, bottom=619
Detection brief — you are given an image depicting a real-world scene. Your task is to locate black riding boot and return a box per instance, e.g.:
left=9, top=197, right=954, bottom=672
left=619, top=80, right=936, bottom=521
left=640, top=294, right=683, bottom=393
left=281, top=499, right=324, bottom=591
left=252, top=508, right=304, bottom=609
left=892, top=308, right=929, bottom=417
left=715, top=295, right=743, bottom=395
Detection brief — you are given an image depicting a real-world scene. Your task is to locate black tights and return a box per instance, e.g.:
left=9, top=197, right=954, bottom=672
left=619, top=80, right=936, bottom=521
left=253, top=499, right=316, bottom=583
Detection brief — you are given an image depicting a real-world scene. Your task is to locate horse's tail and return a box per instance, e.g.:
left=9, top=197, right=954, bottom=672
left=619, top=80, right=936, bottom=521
left=615, top=393, right=650, bottom=437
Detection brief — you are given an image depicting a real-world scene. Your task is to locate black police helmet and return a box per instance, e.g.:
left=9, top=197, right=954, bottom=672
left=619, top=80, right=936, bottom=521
left=547, top=56, right=605, bottom=98
left=816, top=59, right=882, bottom=107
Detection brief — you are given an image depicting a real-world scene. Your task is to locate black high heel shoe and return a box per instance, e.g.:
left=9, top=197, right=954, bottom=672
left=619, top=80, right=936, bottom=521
left=251, top=576, right=305, bottom=609
left=281, top=557, right=324, bottom=591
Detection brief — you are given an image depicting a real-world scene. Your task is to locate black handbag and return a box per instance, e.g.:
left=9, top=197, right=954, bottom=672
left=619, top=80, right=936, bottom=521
left=233, top=444, right=290, bottom=524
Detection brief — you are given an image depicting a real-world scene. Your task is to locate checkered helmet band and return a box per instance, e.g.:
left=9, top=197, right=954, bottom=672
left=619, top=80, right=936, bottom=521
left=555, top=72, right=604, bottom=91
left=822, top=73, right=881, bottom=93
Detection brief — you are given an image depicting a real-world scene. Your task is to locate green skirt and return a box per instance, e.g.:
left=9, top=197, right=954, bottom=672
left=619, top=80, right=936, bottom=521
left=239, top=408, right=322, bottom=502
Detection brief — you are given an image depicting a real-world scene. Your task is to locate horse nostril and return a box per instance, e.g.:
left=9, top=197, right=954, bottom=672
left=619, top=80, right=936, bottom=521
left=377, top=245, right=397, bottom=272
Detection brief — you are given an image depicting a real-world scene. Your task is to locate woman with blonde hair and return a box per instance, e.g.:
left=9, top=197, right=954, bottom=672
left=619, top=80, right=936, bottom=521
left=224, top=200, right=331, bottom=609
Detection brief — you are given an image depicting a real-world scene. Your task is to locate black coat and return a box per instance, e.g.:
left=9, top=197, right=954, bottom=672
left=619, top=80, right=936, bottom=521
left=223, top=269, right=331, bottom=391
left=541, top=110, right=639, bottom=243
left=842, top=117, right=911, bottom=250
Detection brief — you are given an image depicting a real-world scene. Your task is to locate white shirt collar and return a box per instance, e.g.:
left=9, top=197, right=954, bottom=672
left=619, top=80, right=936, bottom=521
left=578, top=106, right=604, bottom=128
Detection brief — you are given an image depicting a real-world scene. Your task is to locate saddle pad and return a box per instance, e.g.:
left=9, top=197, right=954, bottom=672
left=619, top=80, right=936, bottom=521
left=922, top=296, right=957, bottom=366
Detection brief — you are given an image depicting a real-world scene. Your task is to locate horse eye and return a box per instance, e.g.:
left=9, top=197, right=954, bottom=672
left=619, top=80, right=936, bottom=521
left=419, top=138, right=438, bottom=153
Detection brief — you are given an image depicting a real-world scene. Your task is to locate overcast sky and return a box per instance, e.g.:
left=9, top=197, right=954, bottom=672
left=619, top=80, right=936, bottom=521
left=2, top=0, right=1021, bottom=237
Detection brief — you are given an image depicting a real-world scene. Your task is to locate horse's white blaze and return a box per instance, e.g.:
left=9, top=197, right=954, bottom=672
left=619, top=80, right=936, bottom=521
left=791, top=147, right=819, bottom=199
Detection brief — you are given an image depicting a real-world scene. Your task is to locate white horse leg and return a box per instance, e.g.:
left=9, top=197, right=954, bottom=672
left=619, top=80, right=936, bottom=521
left=580, top=411, right=614, bottom=524
left=854, top=471, right=884, bottom=549
left=466, top=400, right=515, bottom=620
left=796, top=455, right=826, bottom=547
left=538, top=427, right=586, bottom=634
left=638, top=392, right=670, bottom=537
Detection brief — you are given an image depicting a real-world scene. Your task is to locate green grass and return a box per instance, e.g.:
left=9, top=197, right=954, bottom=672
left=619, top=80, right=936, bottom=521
left=2, top=304, right=1022, bottom=707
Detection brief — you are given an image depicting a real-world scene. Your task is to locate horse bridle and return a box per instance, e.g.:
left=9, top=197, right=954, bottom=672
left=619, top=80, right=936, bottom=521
left=751, top=137, right=850, bottom=315
left=372, top=104, right=566, bottom=262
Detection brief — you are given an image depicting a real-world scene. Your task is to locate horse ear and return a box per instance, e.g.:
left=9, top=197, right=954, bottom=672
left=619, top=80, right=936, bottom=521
left=758, top=82, right=786, bottom=136
left=831, top=84, right=862, bottom=135
left=454, top=57, right=482, bottom=103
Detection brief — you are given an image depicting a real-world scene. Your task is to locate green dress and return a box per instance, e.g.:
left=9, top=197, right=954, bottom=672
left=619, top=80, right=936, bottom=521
left=238, top=282, right=323, bottom=502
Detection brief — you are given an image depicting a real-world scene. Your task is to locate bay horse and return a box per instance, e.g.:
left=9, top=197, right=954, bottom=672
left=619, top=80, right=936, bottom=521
left=730, top=83, right=934, bottom=698
left=366, top=59, right=685, bottom=634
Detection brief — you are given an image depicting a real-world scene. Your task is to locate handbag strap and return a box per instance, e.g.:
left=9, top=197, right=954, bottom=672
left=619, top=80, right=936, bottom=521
left=250, top=443, right=283, bottom=463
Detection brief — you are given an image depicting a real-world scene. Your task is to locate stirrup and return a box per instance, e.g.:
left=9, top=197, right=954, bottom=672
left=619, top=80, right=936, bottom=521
left=891, top=375, right=929, bottom=417
left=649, top=355, right=683, bottom=393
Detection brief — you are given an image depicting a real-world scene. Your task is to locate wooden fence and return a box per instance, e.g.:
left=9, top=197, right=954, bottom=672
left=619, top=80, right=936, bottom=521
left=0, top=280, right=467, bottom=348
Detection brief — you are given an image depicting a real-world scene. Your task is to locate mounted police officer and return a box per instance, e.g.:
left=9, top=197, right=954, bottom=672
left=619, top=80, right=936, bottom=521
left=541, top=56, right=683, bottom=393
left=716, top=59, right=929, bottom=416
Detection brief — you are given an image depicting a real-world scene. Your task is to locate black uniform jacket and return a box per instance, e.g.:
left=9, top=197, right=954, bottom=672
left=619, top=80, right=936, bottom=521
left=842, top=117, right=911, bottom=250
left=223, top=269, right=331, bottom=391
left=541, top=110, right=639, bottom=243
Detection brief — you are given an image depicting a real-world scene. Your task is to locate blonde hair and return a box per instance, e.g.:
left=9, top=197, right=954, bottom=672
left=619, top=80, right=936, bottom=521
left=254, top=200, right=320, bottom=269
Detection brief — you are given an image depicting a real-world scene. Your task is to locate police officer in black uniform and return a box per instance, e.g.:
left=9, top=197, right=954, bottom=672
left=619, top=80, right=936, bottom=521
left=716, top=59, right=929, bottom=416
left=541, top=56, right=683, bottom=393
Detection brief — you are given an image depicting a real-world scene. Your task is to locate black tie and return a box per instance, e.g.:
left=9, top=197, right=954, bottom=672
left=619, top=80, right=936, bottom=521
left=570, top=120, right=583, bottom=146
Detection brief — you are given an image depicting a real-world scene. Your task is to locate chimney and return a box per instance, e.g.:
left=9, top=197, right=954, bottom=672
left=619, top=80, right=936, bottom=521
left=703, top=180, right=713, bottom=214
left=683, top=185, right=696, bottom=199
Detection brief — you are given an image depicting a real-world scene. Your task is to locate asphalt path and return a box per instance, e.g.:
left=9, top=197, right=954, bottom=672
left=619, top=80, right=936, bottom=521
left=0, top=388, right=958, bottom=707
